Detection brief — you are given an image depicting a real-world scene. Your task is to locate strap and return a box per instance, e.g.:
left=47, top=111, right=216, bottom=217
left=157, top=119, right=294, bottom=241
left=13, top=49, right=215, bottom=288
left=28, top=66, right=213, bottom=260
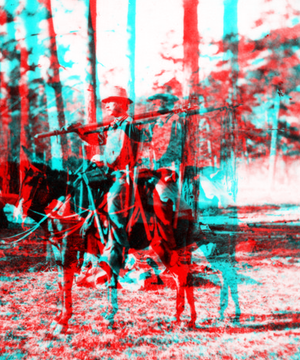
left=82, top=173, right=106, bottom=246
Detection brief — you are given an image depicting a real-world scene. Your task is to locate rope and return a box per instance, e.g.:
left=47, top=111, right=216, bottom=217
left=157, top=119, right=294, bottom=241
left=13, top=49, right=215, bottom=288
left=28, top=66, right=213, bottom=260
left=48, top=209, right=89, bottom=219
left=0, top=213, right=50, bottom=248
left=21, top=203, right=90, bottom=219
left=0, top=214, right=86, bottom=249
left=1, top=164, right=148, bottom=249
left=0, top=200, right=69, bottom=248
left=0, top=227, right=38, bottom=240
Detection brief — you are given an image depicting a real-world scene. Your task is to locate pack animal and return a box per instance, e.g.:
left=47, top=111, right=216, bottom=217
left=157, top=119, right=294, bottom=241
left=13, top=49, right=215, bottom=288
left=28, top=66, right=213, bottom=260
left=14, top=159, right=202, bottom=334
left=11, top=158, right=241, bottom=334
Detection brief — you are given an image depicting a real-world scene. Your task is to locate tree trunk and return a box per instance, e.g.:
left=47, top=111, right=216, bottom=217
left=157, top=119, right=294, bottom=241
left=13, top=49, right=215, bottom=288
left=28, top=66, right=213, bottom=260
left=221, top=0, right=239, bottom=201
left=183, top=0, right=200, bottom=98
left=19, top=43, right=31, bottom=187
left=183, top=0, right=200, bottom=219
left=87, top=0, right=97, bottom=124
left=0, top=72, right=11, bottom=194
left=43, top=0, right=68, bottom=168
left=4, top=4, right=21, bottom=194
left=127, top=0, right=136, bottom=104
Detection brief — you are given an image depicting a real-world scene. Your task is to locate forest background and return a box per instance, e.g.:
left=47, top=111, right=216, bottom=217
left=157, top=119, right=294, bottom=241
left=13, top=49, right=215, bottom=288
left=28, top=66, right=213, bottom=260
left=1, top=0, right=300, bottom=208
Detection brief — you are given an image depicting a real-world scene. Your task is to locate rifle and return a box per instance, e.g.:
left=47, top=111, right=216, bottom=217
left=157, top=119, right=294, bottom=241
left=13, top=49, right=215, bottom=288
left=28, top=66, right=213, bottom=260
left=34, top=103, right=242, bottom=139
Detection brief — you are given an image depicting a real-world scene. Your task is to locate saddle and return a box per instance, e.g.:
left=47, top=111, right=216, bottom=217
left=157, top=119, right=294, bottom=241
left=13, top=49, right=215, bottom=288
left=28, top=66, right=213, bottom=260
left=83, top=165, right=113, bottom=189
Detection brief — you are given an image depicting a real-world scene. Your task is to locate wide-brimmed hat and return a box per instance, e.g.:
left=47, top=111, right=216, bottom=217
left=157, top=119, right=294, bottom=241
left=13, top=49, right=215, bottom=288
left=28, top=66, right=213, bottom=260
left=101, top=86, right=133, bottom=104
left=147, top=93, right=179, bottom=103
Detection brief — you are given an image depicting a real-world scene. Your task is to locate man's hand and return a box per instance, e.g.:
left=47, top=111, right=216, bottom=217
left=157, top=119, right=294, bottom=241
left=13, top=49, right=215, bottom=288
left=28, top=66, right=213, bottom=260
left=91, top=155, right=102, bottom=163
left=61, top=121, right=92, bottom=143
left=91, top=154, right=106, bottom=168
left=61, top=121, right=84, bottom=134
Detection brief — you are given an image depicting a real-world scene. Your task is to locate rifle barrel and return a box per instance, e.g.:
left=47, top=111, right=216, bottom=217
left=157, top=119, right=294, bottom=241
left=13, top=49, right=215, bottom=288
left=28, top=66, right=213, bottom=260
left=34, top=104, right=242, bottom=139
left=34, top=123, right=104, bottom=139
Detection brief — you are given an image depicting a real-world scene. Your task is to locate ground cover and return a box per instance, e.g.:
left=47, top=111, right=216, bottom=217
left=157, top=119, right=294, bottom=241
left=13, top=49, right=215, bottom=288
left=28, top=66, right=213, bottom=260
left=0, top=227, right=300, bottom=359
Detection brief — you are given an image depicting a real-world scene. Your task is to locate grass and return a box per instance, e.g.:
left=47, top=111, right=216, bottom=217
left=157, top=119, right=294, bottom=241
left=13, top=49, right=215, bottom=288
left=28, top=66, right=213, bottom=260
left=1, top=227, right=300, bottom=359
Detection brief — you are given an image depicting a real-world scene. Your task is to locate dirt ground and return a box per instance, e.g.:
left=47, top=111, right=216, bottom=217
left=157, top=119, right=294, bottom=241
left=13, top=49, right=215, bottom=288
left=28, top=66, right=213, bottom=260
left=0, top=225, right=300, bottom=359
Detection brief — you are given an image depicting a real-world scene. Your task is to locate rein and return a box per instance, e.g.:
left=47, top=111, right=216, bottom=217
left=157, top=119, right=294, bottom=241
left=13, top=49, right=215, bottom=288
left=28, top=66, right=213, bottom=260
left=22, top=203, right=90, bottom=219
left=1, top=163, right=137, bottom=250
left=0, top=197, right=89, bottom=249
left=0, top=212, right=54, bottom=249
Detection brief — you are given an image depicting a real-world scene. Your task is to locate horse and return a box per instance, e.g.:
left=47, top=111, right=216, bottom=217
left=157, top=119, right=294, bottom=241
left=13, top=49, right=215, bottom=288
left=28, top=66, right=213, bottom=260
left=12, top=156, right=207, bottom=334
left=9, top=157, right=241, bottom=334
left=182, top=166, right=241, bottom=323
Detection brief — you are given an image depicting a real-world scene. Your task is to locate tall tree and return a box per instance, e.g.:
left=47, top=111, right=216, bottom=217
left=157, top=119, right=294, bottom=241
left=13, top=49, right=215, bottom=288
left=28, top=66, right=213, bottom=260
left=18, top=45, right=30, bottom=185
left=182, top=1, right=201, bottom=170
left=0, top=73, right=11, bottom=193
left=223, top=0, right=239, bottom=102
left=42, top=0, right=68, bottom=169
left=87, top=0, right=97, bottom=124
left=221, top=0, right=239, bottom=200
left=3, top=3, right=22, bottom=193
left=183, top=0, right=200, bottom=98
left=182, top=0, right=201, bottom=219
left=0, top=9, right=10, bottom=193
left=127, top=0, right=136, bottom=104
left=22, top=0, right=51, bottom=162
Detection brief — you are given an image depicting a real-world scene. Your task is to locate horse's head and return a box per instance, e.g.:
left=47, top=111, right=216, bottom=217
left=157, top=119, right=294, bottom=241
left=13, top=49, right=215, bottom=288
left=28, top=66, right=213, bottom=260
left=200, top=168, right=235, bottom=208
left=16, top=160, right=50, bottom=226
left=16, top=149, right=83, bottom=227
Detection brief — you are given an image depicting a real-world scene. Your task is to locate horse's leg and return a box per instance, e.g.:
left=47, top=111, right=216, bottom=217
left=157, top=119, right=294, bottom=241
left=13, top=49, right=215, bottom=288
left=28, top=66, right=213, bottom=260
left=219, top=275, right=229, bottom=321
left=50, top=273, right=62, bottom=328
left=208, top=259, right=228, bottom=321
left=100, top=262, right=119, bottom=328
left=180, top=247, right=197, bottom=327
left=50, top=257, right=63, bottom=329
left=53, top=234, right=77, bottom=335
left=184, top=268, right=197, bottom=327
left=47, top=220, right=63, bottom=329
left=175, top=273, right=185, bottom=323
left=185, top=285, right=196, bottom=326
left=150, top=240, right=185, bottom=324
left=217, top=260, right=240, bottom=322
left=53, top=265, right=76, bottom=335
left=226, top=265, right=241, bottom=322
left=106, top=272, right=118, bottom=327
left=230, top=282, right=241, bottom=323
left=173, top=261, right=197, bottom=326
